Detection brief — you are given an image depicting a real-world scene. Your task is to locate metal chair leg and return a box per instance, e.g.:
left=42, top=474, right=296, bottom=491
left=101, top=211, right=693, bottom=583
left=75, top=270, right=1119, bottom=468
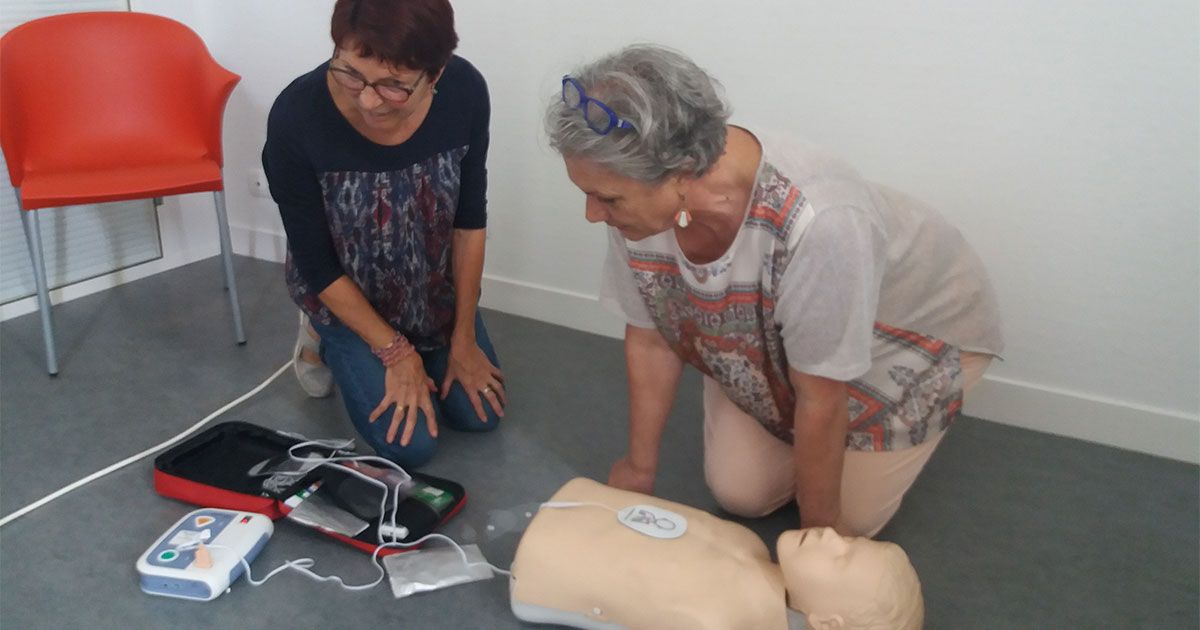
left=15, top=191, right=60, bottom=376
left=212, top=190, right=246, bottom=344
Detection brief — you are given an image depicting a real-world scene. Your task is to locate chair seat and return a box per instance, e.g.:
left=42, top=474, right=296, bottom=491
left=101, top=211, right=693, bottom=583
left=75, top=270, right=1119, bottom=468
left=18, top=158, right=224, bottom=210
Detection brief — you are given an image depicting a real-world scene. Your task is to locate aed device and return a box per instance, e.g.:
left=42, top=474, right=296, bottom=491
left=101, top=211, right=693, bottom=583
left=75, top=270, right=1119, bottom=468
left=136, top=508, right=273, bottom=601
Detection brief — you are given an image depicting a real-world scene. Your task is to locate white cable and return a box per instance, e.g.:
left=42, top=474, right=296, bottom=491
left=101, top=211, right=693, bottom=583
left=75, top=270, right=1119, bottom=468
left=197, top=531, right=511, bottom=593
left=539, top=501, right=620, bottom=514
left=0, top=360, right=296, bottom=528
left=276, top=446, right=509, bottom=574
left=243, top=446, right=513, bottom=590
left=281, top=441, right=416, bottom=545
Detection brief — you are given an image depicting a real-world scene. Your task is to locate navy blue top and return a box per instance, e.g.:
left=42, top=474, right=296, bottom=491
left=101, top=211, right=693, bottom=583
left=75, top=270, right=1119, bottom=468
left=263, top=55, right=489, bottom=350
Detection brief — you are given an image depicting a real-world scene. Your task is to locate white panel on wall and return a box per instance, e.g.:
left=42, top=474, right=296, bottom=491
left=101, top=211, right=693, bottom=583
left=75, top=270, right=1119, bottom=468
left=1, top=0, right=162, bottom=304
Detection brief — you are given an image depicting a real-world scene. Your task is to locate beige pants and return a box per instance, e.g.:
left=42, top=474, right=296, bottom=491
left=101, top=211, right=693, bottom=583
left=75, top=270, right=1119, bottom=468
left=703, top=352, right=992, bottom=538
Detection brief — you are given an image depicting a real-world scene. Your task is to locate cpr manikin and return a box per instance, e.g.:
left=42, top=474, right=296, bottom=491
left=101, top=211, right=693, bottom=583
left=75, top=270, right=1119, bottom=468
left=510, top=478, right=923, bottom=630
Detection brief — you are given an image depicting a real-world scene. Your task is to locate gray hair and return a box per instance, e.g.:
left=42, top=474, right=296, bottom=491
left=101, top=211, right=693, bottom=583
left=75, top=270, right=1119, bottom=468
left=546, top=44, right=731, bottom=183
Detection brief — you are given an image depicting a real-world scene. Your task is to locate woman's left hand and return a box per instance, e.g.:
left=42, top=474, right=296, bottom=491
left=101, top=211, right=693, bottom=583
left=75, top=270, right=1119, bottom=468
left=441, top=341, right=506, bottom=422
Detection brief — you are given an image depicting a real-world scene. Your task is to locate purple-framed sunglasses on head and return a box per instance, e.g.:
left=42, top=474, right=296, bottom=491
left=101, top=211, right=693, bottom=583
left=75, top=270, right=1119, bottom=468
left=562, top=76, right=636, bottom=135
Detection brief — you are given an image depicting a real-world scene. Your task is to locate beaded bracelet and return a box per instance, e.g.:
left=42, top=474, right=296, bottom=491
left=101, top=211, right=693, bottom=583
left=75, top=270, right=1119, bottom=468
left=372, top=331, right=415, bottom=367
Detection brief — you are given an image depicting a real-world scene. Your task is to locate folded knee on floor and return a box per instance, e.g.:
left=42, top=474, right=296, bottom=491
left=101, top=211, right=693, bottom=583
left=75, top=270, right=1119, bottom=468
left=370, top=435, right=437, bottom=469
left=706, top=473, right=786, bottom=518
left=439, top=393, right=502, bottom=432
left=836, top=500, right=900, bottom=539
left=451, top=411, right=501, bottom=433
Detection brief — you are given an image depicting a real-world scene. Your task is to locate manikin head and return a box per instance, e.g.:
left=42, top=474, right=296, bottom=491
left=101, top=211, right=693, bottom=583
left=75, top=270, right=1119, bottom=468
left=777, top=528, right=924, bottom=630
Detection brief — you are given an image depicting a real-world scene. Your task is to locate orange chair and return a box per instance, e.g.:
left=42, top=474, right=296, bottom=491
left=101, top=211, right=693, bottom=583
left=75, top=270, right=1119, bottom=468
left=1, top=11, right=246, bottom=375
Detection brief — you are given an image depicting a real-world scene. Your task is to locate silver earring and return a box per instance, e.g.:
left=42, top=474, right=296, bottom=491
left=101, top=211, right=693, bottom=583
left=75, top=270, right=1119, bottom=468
left=675, top=209, right=691, bottom=228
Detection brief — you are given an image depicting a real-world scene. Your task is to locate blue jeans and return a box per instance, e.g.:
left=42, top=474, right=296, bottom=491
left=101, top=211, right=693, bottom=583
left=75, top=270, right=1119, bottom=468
left=312, top=312, right=501, bottom=468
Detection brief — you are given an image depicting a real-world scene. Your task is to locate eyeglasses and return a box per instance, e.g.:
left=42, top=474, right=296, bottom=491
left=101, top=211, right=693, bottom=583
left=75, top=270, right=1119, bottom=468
left=561, top=76, right=636, bottom=135
left=328, top=61, right=424, bottom=103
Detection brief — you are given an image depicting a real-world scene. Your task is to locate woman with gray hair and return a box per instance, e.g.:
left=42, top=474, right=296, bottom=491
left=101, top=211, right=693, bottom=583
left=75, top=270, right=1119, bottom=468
left=547, top=45, right=1004, bottom=537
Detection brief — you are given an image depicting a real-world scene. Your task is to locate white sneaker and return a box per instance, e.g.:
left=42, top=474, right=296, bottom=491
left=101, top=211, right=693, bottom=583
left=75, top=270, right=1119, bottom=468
left=294, top=311, right=334, bottom=398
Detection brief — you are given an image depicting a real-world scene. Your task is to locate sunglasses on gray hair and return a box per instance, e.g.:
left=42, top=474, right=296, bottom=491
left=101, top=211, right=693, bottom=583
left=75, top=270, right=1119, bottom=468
left=562, top=76, right=636, bottom=135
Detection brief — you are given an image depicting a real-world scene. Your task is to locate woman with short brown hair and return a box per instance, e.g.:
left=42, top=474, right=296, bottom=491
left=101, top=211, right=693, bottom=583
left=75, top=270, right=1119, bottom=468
left=264, top=0, right=504, bottom=467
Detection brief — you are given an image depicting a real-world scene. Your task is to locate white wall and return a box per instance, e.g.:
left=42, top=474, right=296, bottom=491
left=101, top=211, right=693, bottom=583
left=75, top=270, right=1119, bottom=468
left=131, top=0, right=1199, bottom=462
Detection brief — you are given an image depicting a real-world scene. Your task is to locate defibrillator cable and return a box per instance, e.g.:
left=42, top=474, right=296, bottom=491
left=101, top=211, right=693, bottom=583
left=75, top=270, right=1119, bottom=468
left=178, top=529, right=510, bottom=594
left=0, top=360, right=295, bottom=528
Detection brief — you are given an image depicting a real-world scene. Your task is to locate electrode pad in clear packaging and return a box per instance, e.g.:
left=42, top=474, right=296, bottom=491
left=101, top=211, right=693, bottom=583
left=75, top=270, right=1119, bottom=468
left=249, top=440, right=356, bottom=495
left=283, top=482, right=369, bottom=538
left=383, top=543, right=494, bottom=598
left=249, top=455, right=326, bottom=495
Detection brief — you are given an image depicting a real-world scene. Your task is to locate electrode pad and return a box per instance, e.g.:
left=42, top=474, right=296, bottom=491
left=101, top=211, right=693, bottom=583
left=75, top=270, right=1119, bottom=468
left=617, top=504, right=687, bottom=540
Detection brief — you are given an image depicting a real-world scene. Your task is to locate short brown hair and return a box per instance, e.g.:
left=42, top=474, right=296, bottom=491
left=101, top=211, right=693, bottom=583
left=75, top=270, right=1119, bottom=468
left=330, top=0, right=458, bottom=76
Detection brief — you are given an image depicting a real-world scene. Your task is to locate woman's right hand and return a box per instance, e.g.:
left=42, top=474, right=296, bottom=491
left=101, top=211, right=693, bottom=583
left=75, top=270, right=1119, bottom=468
left=608, top=455, right=656, bottom=496
left=370, top=353, right=437, bottom=447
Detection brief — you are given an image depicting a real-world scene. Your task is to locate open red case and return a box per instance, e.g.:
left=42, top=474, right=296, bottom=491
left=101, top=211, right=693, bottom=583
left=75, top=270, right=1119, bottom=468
left=153, top=421, right=466, bottom=556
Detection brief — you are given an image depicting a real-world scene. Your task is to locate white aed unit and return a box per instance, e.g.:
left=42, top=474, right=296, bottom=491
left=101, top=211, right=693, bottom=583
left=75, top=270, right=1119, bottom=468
left=136, top=508, right=273, bottom=601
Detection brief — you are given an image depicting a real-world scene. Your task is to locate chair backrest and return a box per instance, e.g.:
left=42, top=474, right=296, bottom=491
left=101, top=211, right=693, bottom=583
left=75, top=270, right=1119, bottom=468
left=0, top=11, right=239, bottom=187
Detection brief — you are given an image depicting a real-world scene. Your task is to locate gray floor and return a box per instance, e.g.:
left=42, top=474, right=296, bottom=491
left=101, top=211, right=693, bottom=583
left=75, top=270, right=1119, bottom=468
left=1, top=256, right=1196, bottom=629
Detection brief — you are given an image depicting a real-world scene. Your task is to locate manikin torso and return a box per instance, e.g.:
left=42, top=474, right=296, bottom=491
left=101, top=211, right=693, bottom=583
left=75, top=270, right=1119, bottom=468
left=510, top=478, right=788, bottom=630
left=510, top=478, right=923, bottom=630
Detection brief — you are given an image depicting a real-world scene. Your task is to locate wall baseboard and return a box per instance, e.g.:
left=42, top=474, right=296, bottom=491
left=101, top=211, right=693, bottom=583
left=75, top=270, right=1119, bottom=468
left=963, top=376, right=1199, bottom=464
left=480, top=274, right=625, bottom=340
left=231, top=224, right=288, bottom=264
left=230, top=226, right=1200, bottom=465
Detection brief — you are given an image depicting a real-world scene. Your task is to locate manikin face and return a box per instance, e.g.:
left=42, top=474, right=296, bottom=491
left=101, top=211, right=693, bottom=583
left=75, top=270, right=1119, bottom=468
left=328, top=45, right=436, bottom=131
left=777, top=528, right=923, bottom=630
left=563, top=157, right=683, bottom=241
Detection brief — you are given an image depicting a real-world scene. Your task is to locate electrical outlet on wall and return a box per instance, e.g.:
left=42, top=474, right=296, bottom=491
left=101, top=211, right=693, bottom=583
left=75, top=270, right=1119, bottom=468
left=249, top=169, right=270, bottom=198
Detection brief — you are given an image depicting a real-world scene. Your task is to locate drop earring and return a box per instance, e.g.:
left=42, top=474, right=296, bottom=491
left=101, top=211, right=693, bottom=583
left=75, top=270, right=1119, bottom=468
left=675, top=185, right=692, bottom=229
